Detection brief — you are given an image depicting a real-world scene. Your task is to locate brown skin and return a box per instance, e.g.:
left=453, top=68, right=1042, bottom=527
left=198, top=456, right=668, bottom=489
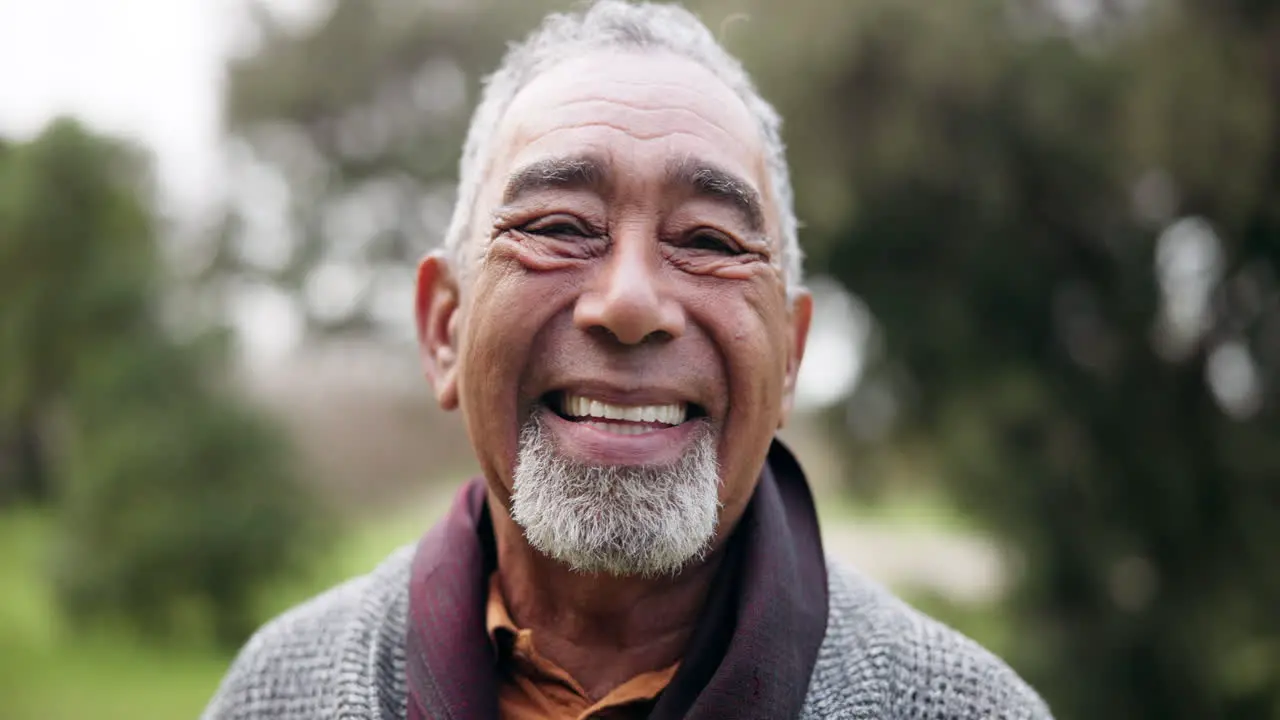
left=416, top=51, right=812, bottom=700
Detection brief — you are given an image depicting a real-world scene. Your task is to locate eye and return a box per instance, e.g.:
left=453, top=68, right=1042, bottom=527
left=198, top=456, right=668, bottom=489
left=683, top=229, right=742, bottom=254
left=522, top=215, right=592, bottom=238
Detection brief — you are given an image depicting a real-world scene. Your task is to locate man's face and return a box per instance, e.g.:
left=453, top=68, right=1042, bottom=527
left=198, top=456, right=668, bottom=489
left=418, top=50, right=811, bottom=571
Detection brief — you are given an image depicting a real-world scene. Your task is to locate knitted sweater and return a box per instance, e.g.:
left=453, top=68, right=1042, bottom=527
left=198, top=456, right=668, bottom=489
left=202, top=545, right=1052, bottom=719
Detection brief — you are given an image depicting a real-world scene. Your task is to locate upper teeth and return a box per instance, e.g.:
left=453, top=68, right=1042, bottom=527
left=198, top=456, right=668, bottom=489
left=562, top=394, right=687, bottom=425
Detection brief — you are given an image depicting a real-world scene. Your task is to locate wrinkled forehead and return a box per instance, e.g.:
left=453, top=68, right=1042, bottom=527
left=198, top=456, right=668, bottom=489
left=484, top=50, right=772, bottom=218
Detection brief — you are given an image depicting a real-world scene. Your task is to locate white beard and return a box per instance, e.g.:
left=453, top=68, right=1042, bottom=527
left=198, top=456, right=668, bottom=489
left=510, top=412, right=722, bottom=578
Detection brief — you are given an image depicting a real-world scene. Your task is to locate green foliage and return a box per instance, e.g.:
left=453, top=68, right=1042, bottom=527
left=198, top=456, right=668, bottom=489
left=0, top=120, right=155, bottom=503
left=0, top=497, right=439, bottom=720
left=795, top=3, right=1280, bottom=718
left=55, top=332, right=321, bottom=647
left=218, top=0, right=569, bottom=335
left=0, top=120, right=321, bottom=649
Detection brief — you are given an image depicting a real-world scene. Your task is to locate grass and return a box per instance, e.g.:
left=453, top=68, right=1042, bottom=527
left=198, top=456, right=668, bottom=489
left=0, top=496, right=448, bottom=720
left=814, top=486, right=979, bottom=534
left=0, top=511, right=228, bottom=719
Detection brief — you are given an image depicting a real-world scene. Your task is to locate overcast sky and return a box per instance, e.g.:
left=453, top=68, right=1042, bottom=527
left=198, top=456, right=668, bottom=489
left=0, top=0, right=231, bottom=220
left=0, top=0, right=331, bottom=220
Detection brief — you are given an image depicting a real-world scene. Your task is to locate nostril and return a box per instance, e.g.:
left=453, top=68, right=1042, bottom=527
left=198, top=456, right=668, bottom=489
left=588, top=325, right=673, bottom=346
left=572, top=274, right=685, bottom=344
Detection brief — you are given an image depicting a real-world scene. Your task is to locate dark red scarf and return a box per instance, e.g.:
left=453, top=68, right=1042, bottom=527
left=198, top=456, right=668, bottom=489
left=404, top=439, right=828, bottom=719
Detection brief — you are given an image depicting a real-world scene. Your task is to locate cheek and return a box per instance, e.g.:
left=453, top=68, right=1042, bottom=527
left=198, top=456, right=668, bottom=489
left=455, top=262, right=568, bottom=482
left=692, top=289, right=790, bottom=421
left=688, top=287, right=791, bottom=504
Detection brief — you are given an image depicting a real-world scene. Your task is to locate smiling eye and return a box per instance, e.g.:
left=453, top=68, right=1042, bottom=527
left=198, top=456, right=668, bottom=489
left=524, top=216, right=592, bottom=238
left=684, top=230, right=742, bottom=254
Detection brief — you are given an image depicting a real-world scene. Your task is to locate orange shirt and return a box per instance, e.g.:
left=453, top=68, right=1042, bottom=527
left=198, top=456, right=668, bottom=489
left=486, top=573, right=679, bottom=720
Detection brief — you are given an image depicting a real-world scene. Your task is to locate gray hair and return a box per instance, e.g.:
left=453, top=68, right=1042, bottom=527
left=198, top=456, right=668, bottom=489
left=510, top=411, right=721, bottom=577
left=442, top=0, right=804, bottom=295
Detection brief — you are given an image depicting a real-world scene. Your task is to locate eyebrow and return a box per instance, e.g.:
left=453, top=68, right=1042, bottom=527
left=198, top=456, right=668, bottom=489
left=500, top=152, right=765, bottom=234
left=502, top=154, right=606, bottom=205
left=665, top=156, right=764, bottom=234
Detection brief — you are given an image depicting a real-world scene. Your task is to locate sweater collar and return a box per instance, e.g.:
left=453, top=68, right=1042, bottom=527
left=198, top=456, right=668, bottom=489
left=404, top=438, right=829, bottom=720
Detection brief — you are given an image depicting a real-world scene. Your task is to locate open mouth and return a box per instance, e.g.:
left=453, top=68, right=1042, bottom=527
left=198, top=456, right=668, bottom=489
left=543, top=391, right=706, bottom=435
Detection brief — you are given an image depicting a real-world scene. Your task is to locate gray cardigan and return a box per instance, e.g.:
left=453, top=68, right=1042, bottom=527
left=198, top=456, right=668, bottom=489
left=202, top=545, right=1052, bottom=719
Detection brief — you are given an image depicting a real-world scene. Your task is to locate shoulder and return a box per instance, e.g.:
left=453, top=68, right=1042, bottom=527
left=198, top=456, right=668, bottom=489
left=802, top=559, right=1053, bottom=720
left=200, top=545, right=414, bottom=720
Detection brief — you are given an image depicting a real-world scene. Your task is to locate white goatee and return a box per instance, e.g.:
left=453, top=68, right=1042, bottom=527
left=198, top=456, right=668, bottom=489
left=510, top=412, right=721, bottom=578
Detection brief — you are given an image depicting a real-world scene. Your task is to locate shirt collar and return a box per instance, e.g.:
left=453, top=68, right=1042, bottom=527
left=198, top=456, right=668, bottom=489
left=405, top=438, right=829, bottom=720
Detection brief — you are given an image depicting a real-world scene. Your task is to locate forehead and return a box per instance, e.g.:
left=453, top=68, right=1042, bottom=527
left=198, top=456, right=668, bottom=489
left=489, top=50, right=769, bottom=203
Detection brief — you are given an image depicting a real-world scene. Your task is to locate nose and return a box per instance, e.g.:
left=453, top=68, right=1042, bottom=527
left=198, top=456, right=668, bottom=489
left=573, top=233, right=686, bottom=345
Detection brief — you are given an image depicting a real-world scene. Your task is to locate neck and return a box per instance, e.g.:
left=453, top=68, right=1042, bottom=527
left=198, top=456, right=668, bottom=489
left=487, top=495, right=726, bottom=700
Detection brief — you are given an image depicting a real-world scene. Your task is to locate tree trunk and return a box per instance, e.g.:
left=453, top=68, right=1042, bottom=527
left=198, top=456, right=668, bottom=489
left=0, top=405, right=51, bottom=506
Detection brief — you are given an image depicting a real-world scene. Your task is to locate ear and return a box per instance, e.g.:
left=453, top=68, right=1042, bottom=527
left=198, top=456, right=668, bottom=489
left=779, top=289, right=813, bottom=428
left=415, top=252, right=461, bottom=410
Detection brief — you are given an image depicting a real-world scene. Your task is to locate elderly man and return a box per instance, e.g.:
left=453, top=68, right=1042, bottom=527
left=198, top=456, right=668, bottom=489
left=204, top=2, right=1052, bottom=718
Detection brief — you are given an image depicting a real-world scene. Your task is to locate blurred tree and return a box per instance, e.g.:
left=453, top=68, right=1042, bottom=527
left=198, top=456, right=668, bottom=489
left=0, top=120, right=155, bottom=504
left=796, top=2, right=1280, bottom=718
left=222, top=0, right=1279, bottom=715
left=0, top=119, right=321, bottom=648
left=217, top=0, right=567, bottom=340
left=56, top=328, right=319, bottom=647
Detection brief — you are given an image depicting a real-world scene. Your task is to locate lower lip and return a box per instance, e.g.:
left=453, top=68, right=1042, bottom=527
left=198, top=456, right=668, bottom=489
left=539, top=406, right=704, bottom=466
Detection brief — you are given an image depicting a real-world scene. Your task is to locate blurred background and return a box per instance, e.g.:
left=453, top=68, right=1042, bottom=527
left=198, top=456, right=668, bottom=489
left=1, top=0, right=1277, bottom=717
